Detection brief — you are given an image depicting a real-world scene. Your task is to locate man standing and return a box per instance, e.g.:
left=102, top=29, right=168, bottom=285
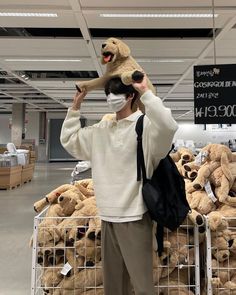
left=60, top=74, right=178, bottom=295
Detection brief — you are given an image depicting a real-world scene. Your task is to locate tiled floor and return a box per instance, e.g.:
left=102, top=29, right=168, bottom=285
left=0, top=162, right=91, bottom=295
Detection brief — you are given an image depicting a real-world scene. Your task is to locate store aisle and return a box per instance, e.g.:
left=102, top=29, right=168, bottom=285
left=0, top=162, right=90, bottom=295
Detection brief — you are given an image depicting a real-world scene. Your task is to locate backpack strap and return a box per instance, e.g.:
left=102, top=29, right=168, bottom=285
left=135, top=114, right=147, bottom=183
left=136, top=114, right=165, bottom=257
left=168, top=144, right=175, bottom=154
left=156, top=225, right=164, bottom=257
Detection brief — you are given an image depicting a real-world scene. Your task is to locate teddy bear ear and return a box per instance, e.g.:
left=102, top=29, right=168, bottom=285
left=117, top=40, right=131, bottom=58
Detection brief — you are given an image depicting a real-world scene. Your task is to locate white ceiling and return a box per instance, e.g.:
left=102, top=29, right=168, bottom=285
left=0, top=0, right=236, bottom=121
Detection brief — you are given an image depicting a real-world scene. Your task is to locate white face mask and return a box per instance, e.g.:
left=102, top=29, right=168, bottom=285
left=106, top=93, right=128, bottom=112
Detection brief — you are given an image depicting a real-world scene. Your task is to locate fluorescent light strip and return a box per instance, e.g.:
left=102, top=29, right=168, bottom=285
left=100, top=13, right=218, bottom=18
left=0, top=12, right=58, bottom=17
left=136, top=58, right=190, bottom=63
left=5, top=59, right=81, bottom=62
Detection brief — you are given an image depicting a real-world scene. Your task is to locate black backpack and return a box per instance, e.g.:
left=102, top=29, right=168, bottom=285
left=135, top=114, right=190, bottom=256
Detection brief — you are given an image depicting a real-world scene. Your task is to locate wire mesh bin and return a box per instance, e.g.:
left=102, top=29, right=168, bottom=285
left=31, top=207, right=103, bottom=295
left=153, top=220, right=201, bottom=295
left=31, top=208, right=200, bottom=295
left=205, top=216, right=236, bottom=295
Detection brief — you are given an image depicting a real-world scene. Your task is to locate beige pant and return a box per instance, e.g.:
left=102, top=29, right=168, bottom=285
left=101, top=213, right=155, bottom=295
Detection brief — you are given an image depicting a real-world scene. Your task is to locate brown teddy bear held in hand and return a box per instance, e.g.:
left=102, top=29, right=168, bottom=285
left=75, top=37, right=156, bottom=112
left=76, top=37, right=155, bottom=94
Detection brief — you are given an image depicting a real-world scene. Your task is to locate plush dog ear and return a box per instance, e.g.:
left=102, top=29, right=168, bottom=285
left=118, top=41, right=130, bottom=58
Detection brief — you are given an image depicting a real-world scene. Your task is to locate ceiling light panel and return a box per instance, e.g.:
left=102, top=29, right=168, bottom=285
left=136, top=58, right=192, bottom=63
left=100, top=13, right=218, bottom=18
left=5, top=59, right=81, bottom=62
left=0, top=12, right=58, bottom=17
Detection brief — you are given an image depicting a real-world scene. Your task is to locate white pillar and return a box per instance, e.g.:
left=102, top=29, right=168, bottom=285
left=11, top=103, right=26, bottom=146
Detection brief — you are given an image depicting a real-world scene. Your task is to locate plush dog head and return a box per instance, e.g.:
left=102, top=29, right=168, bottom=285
left=41, top=264, right=63, bottom=293
left=101, top=37, right=131, bottom=65
left=37, top=226, right=61, bottom=247
left=75, top=237, right=101, bottom=267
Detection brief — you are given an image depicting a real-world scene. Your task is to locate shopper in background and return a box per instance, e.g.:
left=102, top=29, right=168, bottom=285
left=60, top=74, right=178, bottom=295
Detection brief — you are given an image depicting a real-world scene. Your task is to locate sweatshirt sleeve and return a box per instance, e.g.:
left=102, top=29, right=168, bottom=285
left=140, top=90, right=178, bottom=159
left=60, top=108, right=93, bottom=161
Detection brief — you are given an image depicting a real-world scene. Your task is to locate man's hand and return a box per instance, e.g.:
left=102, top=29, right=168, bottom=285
left=132, top=73, right=149, bottom=96
left=71, top=90, right=87, bottom=111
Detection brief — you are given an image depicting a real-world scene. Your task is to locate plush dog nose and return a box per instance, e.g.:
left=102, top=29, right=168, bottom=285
left=102, top=43, right=106, bottom=48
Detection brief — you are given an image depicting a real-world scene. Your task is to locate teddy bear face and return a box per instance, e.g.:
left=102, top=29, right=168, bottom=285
left=58, top=192, right=78, bottom=216
left=212, top=236, right=230, bottom=262
left=101, top=38, right=131, bottom=65
left=61, top=197, right=99, bottom=244
left=37, top=226, right=61, bottom=247
left=75, top=237, right=101, bottom=267
left=57, top=208, right=90, bottom=245
left=38, top=241, right=66, bottom=267
left=41, top=265, right=63, bottom=292
left=45, top=184, right=77, bottom=203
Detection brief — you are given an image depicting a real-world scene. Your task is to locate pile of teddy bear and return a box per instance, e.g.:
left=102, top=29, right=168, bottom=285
left=171, top=143, right=236, bottom=294
left=31, top=142, right=236, bottom=295
left=32, top=179, right=197, bottom=294
left=32, top=179, right=104, bottom=295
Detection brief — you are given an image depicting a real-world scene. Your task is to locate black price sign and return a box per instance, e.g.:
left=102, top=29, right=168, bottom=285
left=194, top=64, right=236, bottom=124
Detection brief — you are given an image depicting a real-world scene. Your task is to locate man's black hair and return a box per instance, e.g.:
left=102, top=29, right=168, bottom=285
left=104, top=77, right=139, bottom=109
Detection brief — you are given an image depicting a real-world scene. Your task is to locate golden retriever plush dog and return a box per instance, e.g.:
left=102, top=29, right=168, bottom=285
left=76, top=37, right=156, bottom=96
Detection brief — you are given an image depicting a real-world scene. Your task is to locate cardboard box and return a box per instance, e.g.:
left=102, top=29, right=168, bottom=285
left=18, top=144, right=34, bottom=151
left=30, top=151, right=36, bottom=158
left=0, top=165, right=22, bottom=189
left=0, top=147, right=7, bottom=154
left=29, top=159, right=36, bottom=164
left=21, top=163, right=35, bottom=183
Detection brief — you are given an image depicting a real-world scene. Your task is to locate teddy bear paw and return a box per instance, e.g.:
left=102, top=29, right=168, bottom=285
left=132, top=70, right=144, bottom=82
left=196, top=214, right=205, bottom=227
left=211, top=277, right=221, bottom=287
left=193, top=183, right=202, bottom=190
